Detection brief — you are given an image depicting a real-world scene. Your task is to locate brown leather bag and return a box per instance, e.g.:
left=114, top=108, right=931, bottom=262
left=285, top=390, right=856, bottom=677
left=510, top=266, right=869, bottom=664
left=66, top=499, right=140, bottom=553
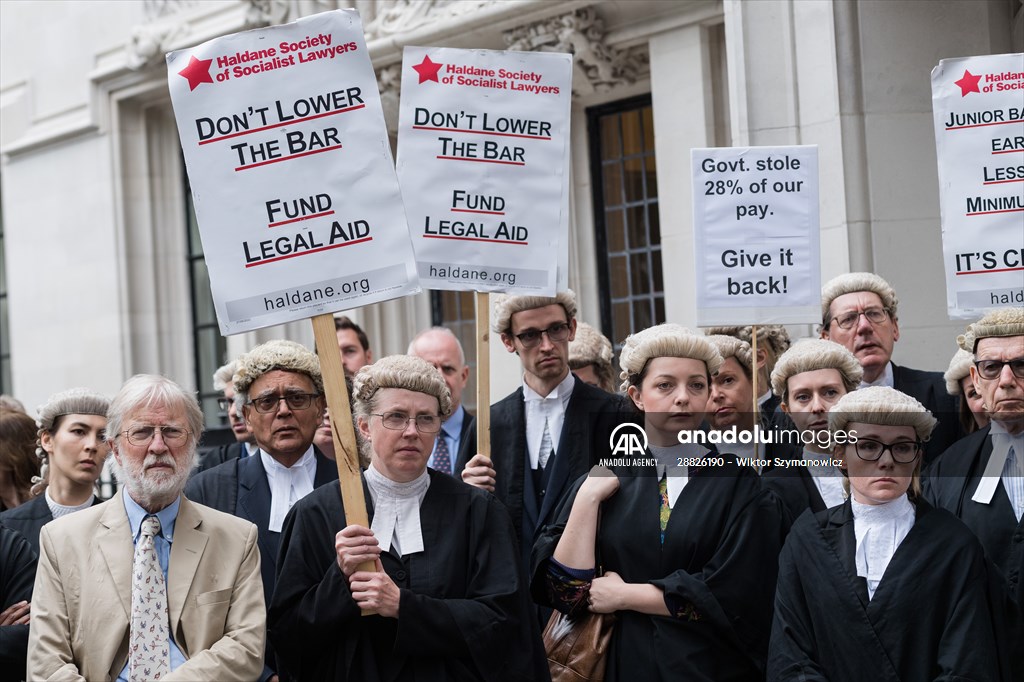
left=542, top=608, right=615, bottom=681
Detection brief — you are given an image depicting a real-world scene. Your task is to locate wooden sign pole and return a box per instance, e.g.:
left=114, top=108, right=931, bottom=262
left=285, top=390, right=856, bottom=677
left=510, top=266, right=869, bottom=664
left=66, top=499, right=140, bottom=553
left=311, top=313, right=374, bottom=576
left=751, top=325, right=760, bottom=459
left=475, top=292, right=491, bottom=458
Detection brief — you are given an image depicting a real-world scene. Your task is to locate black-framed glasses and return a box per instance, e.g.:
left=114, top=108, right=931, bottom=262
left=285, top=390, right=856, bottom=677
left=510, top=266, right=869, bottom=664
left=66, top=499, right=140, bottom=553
left=830, top=307, right=890, bottom=330
left=372, top=412, right=441, bottom=433
left=974, top=357, right=1024, bottom=380
left=514, top=322, right=570, bottom=348
left=123, top=425, right=190, bottom=447
left=248, top=393, right=320, bottom=413
left=216, top=397, right=233, bottom=412
left=852, top=438, right=921, bottom=463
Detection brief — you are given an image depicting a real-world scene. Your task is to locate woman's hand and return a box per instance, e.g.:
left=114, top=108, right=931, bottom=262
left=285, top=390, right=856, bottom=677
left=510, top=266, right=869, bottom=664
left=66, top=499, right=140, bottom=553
left=335, top=525, right=381, bottom=578
left=349, top=558, right=401, bottom=618
left=579, top=465, right=620, bottom=504
left=587, top=572, right=625, bottom=613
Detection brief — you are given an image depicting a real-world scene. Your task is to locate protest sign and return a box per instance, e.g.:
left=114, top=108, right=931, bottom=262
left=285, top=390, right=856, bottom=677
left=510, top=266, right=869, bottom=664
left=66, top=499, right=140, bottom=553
left=396, top=46, right=572, bottom=295
left=931, top=52, right=1024, bottom=319
left=167, top=9, right=419, bottom=336
left=691, top=146, right=820, bottom=326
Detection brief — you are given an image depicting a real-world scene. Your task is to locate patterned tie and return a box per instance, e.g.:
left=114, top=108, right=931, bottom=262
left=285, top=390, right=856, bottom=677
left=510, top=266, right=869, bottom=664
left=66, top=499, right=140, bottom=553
left=432, top=429, right=452, bottom=476
left=659, top=473, right=671, bottom=545
left=539, top=417, right=553, bottom=470
left=130, top=515, right=170, bottom=681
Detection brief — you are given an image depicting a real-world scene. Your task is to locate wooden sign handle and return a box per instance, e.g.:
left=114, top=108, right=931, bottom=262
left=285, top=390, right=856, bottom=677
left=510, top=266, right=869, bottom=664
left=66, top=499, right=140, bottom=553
left=751, top=325, right=760, bottom=459
left=311, top=314, right=375, bottom=578
left=475, top=292, right=490, bottom=458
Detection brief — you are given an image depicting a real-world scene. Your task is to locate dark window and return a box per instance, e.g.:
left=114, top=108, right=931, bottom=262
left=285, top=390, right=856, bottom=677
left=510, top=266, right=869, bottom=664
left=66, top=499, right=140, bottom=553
left=429, top=291, right=477, bottom=411
left=185, top=176, right=228, bottom=430
left=588, top=95, right=663, bottom=349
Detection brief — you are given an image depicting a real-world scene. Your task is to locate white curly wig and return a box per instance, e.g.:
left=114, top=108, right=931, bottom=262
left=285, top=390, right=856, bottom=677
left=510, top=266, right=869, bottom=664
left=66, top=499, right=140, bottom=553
left=771, top=339, right=863, bottom=401
left=944, top=348, right=975, bottom=395
left=233, top=340, right=324, bottom=399
left=957, top=307, right=1024, bottom=352
left=828, top=386, right=936, bottom=443
left=821, top=272, right=899, bottom=327
left=619, top=324, right=724, bottom=393
left=352, top=354, right=452, bottom=419
left=492, top=290, right=577, bottom=335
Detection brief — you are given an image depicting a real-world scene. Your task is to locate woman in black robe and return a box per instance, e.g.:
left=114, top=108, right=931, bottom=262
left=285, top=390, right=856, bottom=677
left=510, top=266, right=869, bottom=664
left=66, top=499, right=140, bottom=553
left=268, top=355, right=547, bottom=682
left=532, top=324, right=786, bottom=681
left=768, top=386, right=1004, bottom=681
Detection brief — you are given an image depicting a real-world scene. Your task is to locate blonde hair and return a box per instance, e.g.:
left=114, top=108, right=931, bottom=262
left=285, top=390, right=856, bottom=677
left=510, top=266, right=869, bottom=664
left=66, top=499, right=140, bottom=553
left=821, top=272, right=899, bottom=327
left=771, top=339, right=863, bottom=402
left=957, top=307, right=1024, bottom=352
left=619, top=324, right=724, bottom=393
left=830, top=386, right=934, bottom=499
left=704, top=335, right=753, bottom=377
left=944, top=348, right=975, bottom=395
left=233, top=340, right=324, bottom=399
left=492, top=290, right=577, bottom=335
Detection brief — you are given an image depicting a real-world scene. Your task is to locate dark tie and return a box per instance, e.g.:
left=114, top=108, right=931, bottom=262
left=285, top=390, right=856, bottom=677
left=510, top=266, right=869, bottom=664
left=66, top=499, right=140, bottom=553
left=433, top=430, right=452, bottom=475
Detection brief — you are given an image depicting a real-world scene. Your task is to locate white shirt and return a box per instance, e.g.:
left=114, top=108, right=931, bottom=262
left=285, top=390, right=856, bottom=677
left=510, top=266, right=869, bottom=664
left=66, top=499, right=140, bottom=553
left=858, top=362, right=895, bottom=389
left=365, top=463, right=430, bottom=556
left=803, top=449, right=847, bottom=508
left=971, top=421, right=1024, bottom=516
left=523, top=371, right=574, bottom=470
left=261, top=446, right=316, bottom=532
left=851, top=493, right=915, bottom=600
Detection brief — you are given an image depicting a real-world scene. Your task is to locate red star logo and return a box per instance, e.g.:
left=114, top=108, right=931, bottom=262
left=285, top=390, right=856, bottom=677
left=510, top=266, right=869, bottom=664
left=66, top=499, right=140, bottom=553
left=412, top=55, right=443, bottom=84
left=178, top=55, right=214, bottom=91
left=954, top=69, right=982, bottom=97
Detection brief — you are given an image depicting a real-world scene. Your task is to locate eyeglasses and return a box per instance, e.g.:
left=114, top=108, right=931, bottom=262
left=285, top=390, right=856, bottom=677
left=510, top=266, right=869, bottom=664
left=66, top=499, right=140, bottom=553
left=123, top=425, right=190, bottom=447
left=830, top=307, right=890, bottom=330
left=852, top=438, right=921, bottom=463
left=216, top=397, right=233, bottom=412
left=372, top=412, right=441, bottom=433
left=974, top=357, right=1024, bottom=381
left=514, top=322, right=570, bottom=348
left=247, top=393, right=320, bottom=413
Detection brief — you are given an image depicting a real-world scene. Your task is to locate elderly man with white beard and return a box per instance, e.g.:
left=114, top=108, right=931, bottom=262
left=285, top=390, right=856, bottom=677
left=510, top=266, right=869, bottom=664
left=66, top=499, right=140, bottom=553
left=28, top=374, right=265, bottom=682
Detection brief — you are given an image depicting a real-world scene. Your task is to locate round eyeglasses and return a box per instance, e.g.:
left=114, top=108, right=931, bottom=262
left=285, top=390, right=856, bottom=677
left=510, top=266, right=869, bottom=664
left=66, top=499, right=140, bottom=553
left=513, top=322, right=571, bottom=348
left=830, top=308, right=890, bottom=330
left=122, top=425, right=190, bottom=447
left=372, top=412, right=441, bottom=433
left=247, top=393, right=320, bottom=413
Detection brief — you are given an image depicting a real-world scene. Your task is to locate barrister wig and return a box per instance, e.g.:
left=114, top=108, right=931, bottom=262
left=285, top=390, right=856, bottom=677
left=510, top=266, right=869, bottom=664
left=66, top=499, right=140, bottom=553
left=828, top=386, right=937, bottom=443
left=233, top=340, right=324, bottom=399
left=619, top=324, right=724, bottom=393
left=771, top=339, right=863, bottom=402
left=569, top=322, right=615, bottom=392
left=820, top=272, right=900, bottom=326
left=703, top=325, right=791, bottom=370
left=957, top=307, right=1024, bottom=352
left=492, top=290, right=577, bottom=335
left=705, top=335, right=754, bottom=377
left=352, top=354, right=452, bottom=419
left=944, top=348, right=975, bottom=395
left=213, top=360, right=239, bottom=391
left=33, top=388, right=111, bottom=496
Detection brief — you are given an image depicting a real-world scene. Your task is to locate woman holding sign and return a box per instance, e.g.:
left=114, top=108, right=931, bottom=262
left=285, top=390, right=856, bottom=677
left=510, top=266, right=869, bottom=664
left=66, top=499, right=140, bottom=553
left=531, top=324, right=786, bottom=681
left=268, top=355, right=546, bottom=681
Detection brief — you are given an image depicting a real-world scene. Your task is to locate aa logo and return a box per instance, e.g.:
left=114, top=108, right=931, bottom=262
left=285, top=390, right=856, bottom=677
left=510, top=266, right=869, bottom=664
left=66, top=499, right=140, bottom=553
left=609, top=422, right=648, bottom=457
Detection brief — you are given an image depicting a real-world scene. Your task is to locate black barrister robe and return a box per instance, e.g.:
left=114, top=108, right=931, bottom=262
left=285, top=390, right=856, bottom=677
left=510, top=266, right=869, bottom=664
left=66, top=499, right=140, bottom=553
left=761, top=466, right=828, bottom=526
left=768, top=499, right=1004, bottom=682
left=268, top=470, right=549, bottom=682
left=531, top=459, right=786, bottom=682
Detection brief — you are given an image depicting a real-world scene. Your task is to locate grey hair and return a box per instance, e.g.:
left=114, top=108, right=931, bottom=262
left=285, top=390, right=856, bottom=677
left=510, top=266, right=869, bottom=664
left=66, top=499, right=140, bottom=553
left=233, top=340, right=324, bottom=400
left=821, top=272, right=899, bottom=327
left=352, top=355, right=452, bottom=419
left=33, top=388, right=110, bottom=495
left=771, top=339, right=863, bottom=402
left=407, top=327, right=466, bottom=366
left=492, top=290, right=577, bottom=335
left=213, top=360, right=239, bottom=392
left=106, top=375, right=204, bottom=450
left=619, top=324, right=724, bottom=393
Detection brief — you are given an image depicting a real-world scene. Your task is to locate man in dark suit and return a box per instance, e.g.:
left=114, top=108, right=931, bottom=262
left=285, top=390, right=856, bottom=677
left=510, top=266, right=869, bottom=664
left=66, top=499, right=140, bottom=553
left=186, top=340, right=339, bottom=682
left=462, top=291, right=626, bottom=571
left=820, top=272, right=959, bottom=464
left=195, top=359, right=258, bottom=473
left=408, top=327, right=477, bottom=475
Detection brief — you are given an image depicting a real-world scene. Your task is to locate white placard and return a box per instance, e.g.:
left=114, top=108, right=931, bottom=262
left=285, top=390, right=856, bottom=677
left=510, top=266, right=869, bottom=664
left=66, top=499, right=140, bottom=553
left=396, top=47, right=572, bottom=295
left=167, top=10, right=419, bottom=336
left=692, top=146, right=821, bottom=325
left=931, top=53, right=1024, bottom=319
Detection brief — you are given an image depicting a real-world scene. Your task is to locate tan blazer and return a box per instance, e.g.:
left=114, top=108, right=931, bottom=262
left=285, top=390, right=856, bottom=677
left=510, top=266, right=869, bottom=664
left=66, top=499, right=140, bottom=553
left=28, top=494, right=265, bottom=681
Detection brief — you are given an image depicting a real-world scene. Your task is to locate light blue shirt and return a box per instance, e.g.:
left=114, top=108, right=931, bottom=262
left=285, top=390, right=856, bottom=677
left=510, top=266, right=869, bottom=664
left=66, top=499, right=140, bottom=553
left=117, top=490, right=186, bottom=681
left=429, top=404, right=466, bottom=473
